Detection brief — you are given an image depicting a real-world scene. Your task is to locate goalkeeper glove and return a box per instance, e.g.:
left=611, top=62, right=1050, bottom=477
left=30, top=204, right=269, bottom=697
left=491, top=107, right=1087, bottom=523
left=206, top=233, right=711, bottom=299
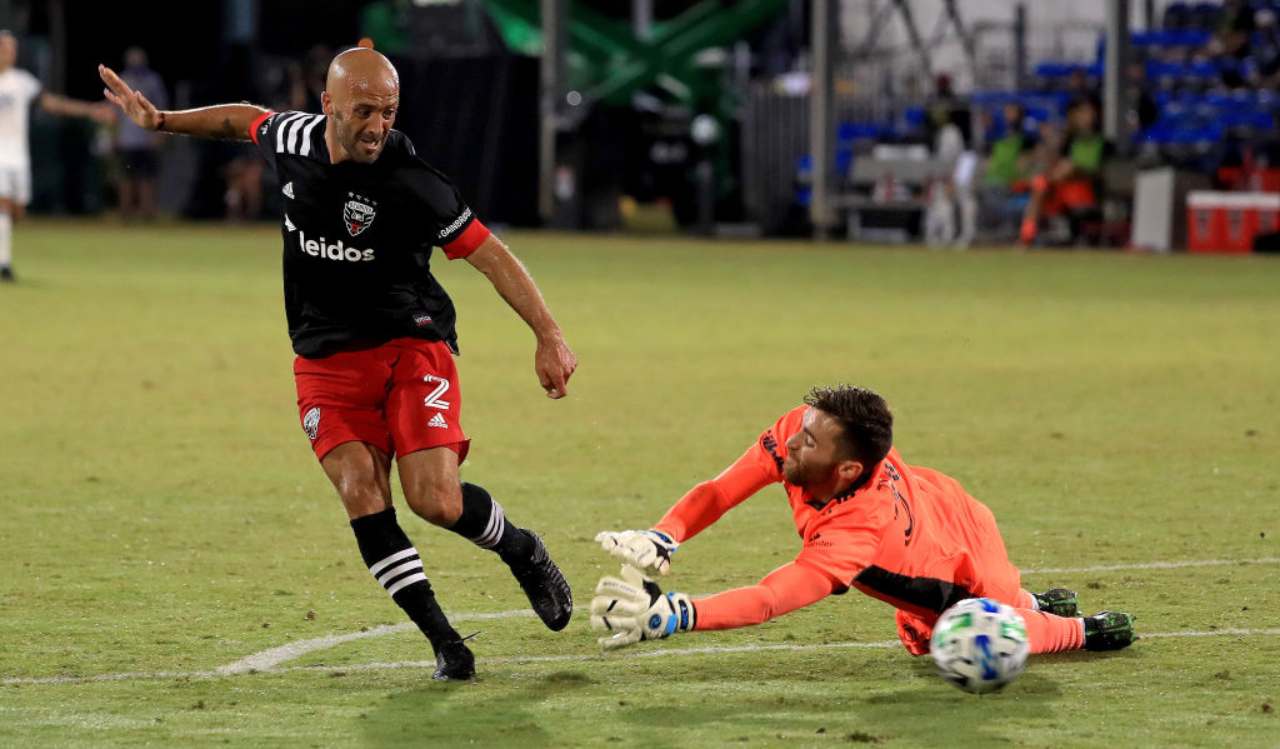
left=594, top=529, right=678, bottom=577
left=590, top=565, right=696, bottom=650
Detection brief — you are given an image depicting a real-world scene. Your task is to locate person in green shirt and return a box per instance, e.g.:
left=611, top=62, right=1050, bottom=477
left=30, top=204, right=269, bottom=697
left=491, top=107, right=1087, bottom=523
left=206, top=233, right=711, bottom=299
left=985, top=104, right=1038, bottom=189
left=1020, top=98, right=1113, bottom=245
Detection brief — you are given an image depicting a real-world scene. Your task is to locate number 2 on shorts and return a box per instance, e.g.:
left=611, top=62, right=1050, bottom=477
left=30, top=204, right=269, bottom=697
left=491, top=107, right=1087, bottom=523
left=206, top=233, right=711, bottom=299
left=423, top=375, right=451, bottom=410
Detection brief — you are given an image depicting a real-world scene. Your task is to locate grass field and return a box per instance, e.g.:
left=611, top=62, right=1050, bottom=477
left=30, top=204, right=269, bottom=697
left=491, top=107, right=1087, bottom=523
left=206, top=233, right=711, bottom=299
left=1, top=220, right=1278, bottom=747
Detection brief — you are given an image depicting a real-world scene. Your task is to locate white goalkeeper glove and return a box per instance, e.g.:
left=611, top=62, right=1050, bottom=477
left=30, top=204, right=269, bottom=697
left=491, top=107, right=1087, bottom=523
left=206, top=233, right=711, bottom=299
left=594, top=529, right=678, bottom=577
left=590, top=565, right=696, bottom=650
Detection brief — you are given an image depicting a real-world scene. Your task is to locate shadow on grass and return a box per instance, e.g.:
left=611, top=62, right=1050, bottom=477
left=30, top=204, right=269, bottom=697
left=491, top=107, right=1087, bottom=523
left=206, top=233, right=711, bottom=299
left=357, top=669, right=596, bottom=747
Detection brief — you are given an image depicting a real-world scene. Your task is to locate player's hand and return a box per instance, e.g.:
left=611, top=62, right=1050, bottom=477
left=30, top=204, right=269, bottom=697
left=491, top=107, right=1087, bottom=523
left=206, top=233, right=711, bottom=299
left=595, top=529, right=677, bottom=577
left=98, top=64, right=162, bottom=130
left=589, top=565, right=696, bottom=650
left=535, top=333, right=576, bottom=399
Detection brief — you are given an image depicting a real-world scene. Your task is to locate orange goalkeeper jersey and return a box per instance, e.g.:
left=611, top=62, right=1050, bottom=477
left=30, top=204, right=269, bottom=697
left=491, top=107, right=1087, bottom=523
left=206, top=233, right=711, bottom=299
left=654, top=405, right=1024, bottom=620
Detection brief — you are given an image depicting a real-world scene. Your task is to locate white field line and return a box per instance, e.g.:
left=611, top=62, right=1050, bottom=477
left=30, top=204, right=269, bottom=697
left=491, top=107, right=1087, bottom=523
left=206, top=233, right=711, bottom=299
left=4, top=556, right=1277, bottom=688
left=214, top=609, right=534, bottom=676
left=5, top=626, right=1280, bottom=688
left=213, top=555, right=1280, bottom=674
left=1022, top=557, right=1280, bottom=575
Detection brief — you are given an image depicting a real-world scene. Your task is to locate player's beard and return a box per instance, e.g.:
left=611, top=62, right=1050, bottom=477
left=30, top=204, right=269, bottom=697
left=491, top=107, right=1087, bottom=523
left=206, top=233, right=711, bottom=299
left=334, top=113, right=381, bottom=163
left=782, top=456, right=809, bottom=486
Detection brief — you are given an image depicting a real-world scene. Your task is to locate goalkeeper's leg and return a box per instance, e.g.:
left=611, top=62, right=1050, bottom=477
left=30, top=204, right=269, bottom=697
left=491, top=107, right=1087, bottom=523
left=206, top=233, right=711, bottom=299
left=898, top=607, right=1129, bottom=655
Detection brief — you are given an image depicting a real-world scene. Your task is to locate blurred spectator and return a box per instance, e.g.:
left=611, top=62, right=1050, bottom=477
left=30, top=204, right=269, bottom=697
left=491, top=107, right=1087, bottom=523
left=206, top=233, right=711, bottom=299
left=223, top=157, right=264, bottom=222
left=1208, top=0, right=1256, bottom=60
left=1020, top=98, right=1113, bottom=245
left=114, top=47, right=167, bottom=220
left=979, top=103, right=1039, bottom=240
left=1249, top=10, right=1280, bottom=88
left=0, top=31, right=111, bottom=282
left=1065, top=68, right=1097, bottom=100
left=925, top=107, right=977, bottom=249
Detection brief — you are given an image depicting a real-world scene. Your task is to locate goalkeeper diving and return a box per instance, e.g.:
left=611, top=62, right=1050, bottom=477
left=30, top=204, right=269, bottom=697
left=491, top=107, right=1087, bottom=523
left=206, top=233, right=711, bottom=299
left=591, top=385, right=1135, bottom=656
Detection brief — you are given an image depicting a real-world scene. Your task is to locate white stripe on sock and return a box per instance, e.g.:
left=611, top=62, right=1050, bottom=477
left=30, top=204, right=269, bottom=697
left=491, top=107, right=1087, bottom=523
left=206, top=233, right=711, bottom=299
left=386, top=572, right=429, bottom=597
left=475, top=502, right=506, bottom=549
left=368, top=547, right=418, bottom=577
left=376, top=559, right=424, bottom=588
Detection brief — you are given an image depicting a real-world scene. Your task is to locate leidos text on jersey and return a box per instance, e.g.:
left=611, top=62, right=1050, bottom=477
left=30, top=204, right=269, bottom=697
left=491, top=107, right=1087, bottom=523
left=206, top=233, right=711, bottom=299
left=297, top=230, right=375, bottom=263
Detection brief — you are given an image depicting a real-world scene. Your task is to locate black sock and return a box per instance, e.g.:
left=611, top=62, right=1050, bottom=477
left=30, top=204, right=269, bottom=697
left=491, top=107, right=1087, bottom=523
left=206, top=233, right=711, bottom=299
left=350, top=508, right=459, bottom=650
left=448, top=482, right=534, bottom=563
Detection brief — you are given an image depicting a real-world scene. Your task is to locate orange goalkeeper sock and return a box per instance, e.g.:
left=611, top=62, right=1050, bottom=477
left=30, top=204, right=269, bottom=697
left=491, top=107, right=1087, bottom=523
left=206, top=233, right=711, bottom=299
left=1020, top=609, right=1085, bottom=654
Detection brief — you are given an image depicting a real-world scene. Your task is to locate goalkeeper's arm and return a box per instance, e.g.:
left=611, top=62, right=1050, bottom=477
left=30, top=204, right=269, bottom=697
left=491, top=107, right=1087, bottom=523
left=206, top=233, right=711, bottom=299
left=595, top=442, right=780, bottom=575
left=590, top=562, right=836, bottom=649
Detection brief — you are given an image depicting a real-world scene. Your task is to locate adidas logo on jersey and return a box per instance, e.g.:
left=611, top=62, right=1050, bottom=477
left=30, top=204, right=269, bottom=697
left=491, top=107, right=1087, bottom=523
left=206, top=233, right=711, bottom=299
left=282, top=182, right=295, bottom=199
left=428, top=413, right=448, bottom=429
left=297, top=231, right=375, bottom=263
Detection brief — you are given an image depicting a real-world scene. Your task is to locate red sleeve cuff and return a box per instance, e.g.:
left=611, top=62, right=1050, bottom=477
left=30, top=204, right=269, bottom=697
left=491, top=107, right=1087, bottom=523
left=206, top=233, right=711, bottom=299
left=442, top=219, right=490, bottom=260
left=248, top=110, right=274, bottom=144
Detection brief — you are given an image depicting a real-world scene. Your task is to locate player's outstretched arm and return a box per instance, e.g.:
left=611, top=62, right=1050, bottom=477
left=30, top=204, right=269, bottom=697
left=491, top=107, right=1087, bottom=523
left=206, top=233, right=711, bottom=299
left=99, top=64, right=265, bottom=141
left=465, top=234, right=577, bottom=399
left=588, top=561, right=835, bottom=650
left=594, top=426, right=784, bottom=574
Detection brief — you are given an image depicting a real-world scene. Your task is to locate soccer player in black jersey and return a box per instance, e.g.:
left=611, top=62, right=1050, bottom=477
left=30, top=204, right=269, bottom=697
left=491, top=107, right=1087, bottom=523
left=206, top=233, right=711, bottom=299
left=98, top=48, right=577, bottom=680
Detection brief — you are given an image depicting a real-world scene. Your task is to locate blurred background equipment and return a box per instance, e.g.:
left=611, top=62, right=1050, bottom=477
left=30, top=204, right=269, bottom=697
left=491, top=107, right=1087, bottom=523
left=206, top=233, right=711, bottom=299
left=6, top=0, right=1280, bottom=251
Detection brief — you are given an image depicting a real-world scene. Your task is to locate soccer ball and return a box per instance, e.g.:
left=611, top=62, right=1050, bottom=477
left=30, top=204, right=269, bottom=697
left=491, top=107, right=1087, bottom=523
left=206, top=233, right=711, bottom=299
left=930, top=598, right=1029, bottom=694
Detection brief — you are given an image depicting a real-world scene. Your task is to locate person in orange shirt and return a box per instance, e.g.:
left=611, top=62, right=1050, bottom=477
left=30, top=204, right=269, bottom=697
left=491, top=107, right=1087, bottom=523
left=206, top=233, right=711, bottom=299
left=590, top=385, right=1134, bottom=655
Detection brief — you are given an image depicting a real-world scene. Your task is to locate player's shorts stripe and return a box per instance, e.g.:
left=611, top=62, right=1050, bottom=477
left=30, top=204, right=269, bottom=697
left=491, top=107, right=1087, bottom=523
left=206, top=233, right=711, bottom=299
left=299, top=115, right=324, bottom=157
left=375, top=559, right=424, bottom=587
left=386, top=572, right=429, bottom=597
left=275, top=113, right=307, bottom=153
left=368, top=547, right=419, bottom=577
left=855, top=565, right=975, bottom=614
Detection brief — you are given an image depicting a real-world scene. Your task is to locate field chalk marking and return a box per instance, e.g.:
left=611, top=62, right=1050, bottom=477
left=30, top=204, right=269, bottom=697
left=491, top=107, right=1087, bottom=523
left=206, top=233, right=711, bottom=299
left=5, top=627, right=1280, bottom=687
left=4, top=556, right=1277, bottom=687
left=215, top=554, right=1280, bottom=674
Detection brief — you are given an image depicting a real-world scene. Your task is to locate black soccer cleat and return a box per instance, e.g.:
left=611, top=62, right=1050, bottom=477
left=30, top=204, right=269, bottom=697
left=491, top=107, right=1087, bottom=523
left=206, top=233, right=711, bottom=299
left=1084, top=610, right=1136, bottom=651
left=0, top=266, right=14, bottom=283
left=1033, top=587, right=1080, bottom=618
left=432, top=639, right=475, bottom=681
left=508, top=533, right=574, bottom=632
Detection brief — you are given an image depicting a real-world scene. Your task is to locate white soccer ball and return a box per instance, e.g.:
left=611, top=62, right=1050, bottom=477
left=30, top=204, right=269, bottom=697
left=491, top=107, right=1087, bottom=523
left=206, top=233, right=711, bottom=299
left=930, top=598, right=1030, bottom=694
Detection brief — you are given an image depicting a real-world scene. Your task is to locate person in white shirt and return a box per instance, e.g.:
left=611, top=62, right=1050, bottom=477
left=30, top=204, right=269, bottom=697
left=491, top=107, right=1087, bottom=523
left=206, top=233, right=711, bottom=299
left=0, top=31, right=110, bottom=282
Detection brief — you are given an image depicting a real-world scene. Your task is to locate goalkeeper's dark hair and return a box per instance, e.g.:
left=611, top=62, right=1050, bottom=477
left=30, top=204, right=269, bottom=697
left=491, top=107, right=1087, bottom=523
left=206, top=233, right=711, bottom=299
left=804, top=385, right=894, bottom=467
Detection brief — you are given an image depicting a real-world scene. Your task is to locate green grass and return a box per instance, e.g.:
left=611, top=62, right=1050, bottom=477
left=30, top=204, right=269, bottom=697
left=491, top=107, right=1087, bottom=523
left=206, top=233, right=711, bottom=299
left=1, top=220, right=1278, bottom=747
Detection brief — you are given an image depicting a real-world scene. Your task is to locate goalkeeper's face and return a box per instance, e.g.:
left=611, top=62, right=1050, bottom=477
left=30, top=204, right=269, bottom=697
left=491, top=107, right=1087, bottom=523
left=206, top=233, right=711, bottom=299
left=783, top=408, right=864, bottom=496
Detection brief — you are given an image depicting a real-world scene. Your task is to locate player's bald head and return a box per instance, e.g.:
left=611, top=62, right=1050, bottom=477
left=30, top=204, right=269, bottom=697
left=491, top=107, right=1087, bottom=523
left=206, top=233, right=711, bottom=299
left=325, top=47, right=399, bottom=104
left=321, top=47, right=400, bottom=164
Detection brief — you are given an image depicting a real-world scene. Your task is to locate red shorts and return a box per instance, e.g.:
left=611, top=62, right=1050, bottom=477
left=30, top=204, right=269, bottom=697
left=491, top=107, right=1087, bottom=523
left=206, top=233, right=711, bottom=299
left=293, top=338, right=470, bottom=462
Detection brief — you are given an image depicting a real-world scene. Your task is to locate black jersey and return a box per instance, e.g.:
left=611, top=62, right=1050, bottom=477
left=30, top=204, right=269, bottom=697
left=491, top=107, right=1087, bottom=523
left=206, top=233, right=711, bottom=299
left=250, top=110, right=490, bottom=358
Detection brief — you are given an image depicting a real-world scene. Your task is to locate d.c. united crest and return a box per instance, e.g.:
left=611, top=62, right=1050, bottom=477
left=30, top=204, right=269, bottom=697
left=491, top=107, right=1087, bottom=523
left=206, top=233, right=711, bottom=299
left=343, top=192, right=377, bottom=237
